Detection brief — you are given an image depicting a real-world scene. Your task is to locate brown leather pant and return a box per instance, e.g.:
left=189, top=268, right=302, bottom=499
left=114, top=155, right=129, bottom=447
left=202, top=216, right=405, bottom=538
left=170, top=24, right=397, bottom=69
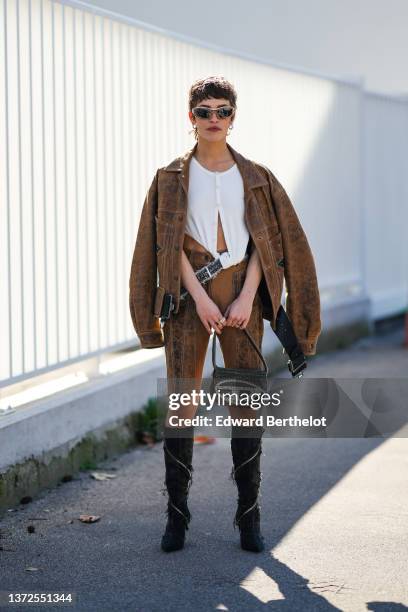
left=163, top=235, right=265, bottom=424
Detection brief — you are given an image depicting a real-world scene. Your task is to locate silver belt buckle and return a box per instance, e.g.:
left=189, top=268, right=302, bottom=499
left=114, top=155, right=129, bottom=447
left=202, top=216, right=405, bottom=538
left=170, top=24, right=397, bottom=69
left=202, top=266, right=212, bottom=281
left=219, top=251, right=231, bottom=268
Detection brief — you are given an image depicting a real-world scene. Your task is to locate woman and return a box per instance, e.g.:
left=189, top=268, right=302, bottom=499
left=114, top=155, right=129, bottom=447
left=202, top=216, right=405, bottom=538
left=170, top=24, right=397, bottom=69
left=129, top=76, right=321, bottom=554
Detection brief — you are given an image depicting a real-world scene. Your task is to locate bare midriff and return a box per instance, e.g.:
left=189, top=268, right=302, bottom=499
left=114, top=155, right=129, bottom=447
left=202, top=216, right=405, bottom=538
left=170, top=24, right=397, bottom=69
left=183, top=214, right=228, bottom=255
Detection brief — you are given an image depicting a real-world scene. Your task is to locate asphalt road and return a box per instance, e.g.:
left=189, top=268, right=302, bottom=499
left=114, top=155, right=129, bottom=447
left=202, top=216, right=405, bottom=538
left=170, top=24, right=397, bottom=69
left=1, top=326, right=407, bottom=612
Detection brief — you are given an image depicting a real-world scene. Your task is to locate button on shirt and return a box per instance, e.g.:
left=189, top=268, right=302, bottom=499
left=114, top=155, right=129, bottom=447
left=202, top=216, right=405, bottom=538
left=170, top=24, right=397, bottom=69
left=185, top=156, right=249, bottom=268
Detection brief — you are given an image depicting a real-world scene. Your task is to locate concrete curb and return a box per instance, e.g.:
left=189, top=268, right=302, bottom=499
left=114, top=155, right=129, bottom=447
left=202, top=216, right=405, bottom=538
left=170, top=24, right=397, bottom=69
left=0, top=299, right=370, bottom=514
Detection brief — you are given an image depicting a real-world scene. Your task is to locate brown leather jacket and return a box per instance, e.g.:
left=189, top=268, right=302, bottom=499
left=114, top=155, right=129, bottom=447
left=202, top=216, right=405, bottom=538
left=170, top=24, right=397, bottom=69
left=129, top=142, right=321, bottom=355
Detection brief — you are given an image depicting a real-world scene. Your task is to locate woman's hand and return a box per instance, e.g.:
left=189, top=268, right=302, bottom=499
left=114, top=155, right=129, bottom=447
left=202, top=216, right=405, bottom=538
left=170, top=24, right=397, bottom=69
left=223, top=248, right=263, bottom=329
left=224, top=292, right=255, bottom=329
left=194, top=294, right=226, bottom=335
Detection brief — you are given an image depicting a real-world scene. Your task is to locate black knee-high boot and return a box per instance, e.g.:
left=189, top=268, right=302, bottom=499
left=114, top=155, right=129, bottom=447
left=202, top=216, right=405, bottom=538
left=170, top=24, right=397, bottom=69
left=230, top=425, right=265, bottom=552
left=161, top=425, right=194, bottom=552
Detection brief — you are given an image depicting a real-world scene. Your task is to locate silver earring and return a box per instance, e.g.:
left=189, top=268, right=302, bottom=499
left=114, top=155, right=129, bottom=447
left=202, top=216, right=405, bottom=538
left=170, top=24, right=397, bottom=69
left=228, top=123, right=234, bottom=133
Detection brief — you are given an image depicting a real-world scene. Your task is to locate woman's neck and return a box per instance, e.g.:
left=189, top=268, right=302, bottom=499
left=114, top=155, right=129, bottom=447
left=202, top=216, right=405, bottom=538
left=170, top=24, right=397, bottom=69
left=195, top=140, right=234, bottom=164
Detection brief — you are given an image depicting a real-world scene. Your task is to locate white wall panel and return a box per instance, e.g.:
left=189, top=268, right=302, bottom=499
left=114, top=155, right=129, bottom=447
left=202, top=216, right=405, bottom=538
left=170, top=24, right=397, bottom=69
left=363, top=93, right=408, bottom=318
left=0, top=0, right=407, bottom=387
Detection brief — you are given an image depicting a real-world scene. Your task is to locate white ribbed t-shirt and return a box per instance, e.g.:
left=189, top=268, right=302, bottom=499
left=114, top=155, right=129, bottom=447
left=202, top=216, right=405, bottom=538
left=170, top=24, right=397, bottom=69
left=185, top=156, right=250, bottom=268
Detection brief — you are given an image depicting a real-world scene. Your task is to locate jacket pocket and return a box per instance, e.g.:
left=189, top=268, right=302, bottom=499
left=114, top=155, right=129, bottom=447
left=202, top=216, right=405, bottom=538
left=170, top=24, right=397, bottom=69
left=269, top=231, right=284, bottom=264
left=155, top=215, right=174, bottom=251
left=256, top=224, right=280, bottom=270
left=256, top=226, right=285, bottom=307
left=155, top=216, right=175, bottom=285
left=153, top=286, right=166, bottom=318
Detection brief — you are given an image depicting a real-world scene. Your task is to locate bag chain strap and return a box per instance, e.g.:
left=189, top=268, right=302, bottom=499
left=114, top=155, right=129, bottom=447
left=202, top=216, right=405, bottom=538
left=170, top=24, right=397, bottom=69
left=212, top=328, right=268, bottom=373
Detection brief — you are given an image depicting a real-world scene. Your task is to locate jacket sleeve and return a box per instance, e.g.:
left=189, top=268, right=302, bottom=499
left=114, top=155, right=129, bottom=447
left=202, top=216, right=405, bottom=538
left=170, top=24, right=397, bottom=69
left=129, top=169, right=165, bottom=349
left=266, top=168, right=322, bottom=355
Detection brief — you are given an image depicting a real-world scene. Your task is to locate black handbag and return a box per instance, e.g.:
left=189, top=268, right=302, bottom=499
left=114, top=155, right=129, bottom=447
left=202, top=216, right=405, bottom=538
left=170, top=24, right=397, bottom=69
left=211, top=328, right=268, bottom=400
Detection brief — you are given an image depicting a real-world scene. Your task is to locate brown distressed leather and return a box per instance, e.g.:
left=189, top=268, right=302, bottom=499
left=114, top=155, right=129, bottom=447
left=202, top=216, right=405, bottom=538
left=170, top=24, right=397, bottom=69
left=163, top=247, right=264, bottom=418
left=129, top=142, right=321, bottom=355
left=183, top=233, right=211, bottom=253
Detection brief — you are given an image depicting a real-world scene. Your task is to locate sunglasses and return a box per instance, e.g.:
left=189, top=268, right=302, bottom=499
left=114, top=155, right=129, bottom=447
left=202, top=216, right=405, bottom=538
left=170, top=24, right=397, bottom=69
left=192, top=106, right=235, bottom=120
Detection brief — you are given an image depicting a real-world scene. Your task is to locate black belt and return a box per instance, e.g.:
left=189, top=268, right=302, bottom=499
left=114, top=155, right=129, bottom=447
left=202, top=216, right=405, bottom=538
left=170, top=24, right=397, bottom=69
left=159, top=253, right=236, bottom=322
left=180, top=253, right=248, bottom=300
left=159, top=255, right=307, bottom=378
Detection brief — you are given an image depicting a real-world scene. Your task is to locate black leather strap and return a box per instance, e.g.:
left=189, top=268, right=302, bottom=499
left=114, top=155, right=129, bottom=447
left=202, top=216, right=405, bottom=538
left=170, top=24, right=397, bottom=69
left=211, top=307, right=307, bottom=378
left=273, top=305, right=307, bottom=377
left=180, top=254, right=249, bottom=300
left=180, top=257, right=223, bottom=300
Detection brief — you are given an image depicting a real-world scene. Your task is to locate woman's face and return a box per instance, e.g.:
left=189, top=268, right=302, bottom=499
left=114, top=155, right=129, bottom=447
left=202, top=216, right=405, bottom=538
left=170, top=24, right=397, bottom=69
left=189, top=97, right=235, bottom=142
